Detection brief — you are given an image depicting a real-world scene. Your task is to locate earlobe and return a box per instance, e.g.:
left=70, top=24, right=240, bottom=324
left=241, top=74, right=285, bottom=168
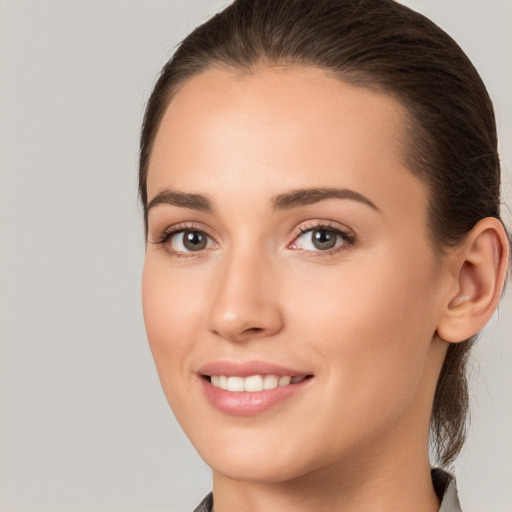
left=437, top=217, right=510, bottom=344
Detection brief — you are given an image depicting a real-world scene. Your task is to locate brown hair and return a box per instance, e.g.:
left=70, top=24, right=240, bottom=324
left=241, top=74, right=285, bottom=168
left=139, top=0, right=504, bottom=467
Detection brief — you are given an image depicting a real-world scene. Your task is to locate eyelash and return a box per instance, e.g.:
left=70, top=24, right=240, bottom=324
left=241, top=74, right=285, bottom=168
left=290, top=222, right=356, bottom=256
left=151, top=223, right=216, bottom=259
left=151, top=222, right=356, bottom=258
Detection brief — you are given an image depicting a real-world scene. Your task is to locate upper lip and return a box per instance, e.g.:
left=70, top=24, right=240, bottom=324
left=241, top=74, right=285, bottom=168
left=197, top=360, right=311, bottom=377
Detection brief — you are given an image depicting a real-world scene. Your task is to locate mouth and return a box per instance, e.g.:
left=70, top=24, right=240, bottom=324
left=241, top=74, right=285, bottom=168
left=197, top=361, right=314, bottom=416
left=204, top=373, right=311, bottom=392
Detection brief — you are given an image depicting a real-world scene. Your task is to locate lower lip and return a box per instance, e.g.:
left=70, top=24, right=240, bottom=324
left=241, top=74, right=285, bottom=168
left=201, top=378, right=312, bottom=416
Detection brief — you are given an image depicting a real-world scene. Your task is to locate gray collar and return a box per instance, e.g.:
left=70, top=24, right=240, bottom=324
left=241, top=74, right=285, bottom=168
left=432, top=468, right=463, bottom=512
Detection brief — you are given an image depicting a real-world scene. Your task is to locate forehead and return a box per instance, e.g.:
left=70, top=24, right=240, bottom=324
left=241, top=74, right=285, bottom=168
left=147, top=65, right=428, bottom=226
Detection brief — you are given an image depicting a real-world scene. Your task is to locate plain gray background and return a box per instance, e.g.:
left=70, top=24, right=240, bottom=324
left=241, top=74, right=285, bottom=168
left=0, top=1, right=510, bottom=511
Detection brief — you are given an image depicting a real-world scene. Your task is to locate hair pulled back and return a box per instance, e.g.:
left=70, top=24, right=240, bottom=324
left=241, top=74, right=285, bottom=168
left=139, top=0, right=504, bottom=467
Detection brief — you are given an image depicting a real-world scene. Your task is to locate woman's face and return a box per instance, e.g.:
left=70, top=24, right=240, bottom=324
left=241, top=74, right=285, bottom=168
left=142, top=67, right=448, bottom=482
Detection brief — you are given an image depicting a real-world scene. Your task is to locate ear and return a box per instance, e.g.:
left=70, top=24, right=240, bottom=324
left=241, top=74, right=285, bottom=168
left=437, top=217, right=510, bottom=343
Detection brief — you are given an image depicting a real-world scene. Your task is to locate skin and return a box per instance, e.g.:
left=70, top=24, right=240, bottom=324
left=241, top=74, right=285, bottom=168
left=141, top=66, right=502, bottom=512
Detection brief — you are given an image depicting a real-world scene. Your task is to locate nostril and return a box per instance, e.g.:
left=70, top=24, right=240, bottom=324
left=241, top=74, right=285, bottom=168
left=208, top=306, right=284, bottom=342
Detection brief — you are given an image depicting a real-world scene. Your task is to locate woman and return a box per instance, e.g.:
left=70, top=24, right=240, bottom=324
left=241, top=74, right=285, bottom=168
left=139, top=0, right=510, bottom=510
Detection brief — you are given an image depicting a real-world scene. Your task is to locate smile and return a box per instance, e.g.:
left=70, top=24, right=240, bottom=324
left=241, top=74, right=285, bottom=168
left=209, top=374, right=307, bottom=392
left=198, top=361, right=313, bottom=415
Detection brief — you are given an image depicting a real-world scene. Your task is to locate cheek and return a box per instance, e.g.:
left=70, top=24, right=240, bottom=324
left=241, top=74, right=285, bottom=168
left=141, top=260, right=205, bottom=388
left=288, top=248, right=437, bottom=344
left=284, top=250, right=440, bottom=416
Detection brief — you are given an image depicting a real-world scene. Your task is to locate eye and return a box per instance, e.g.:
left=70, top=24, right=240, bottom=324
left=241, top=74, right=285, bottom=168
left=290, top=225, right=354, bottom=252
left=159, top=228, right=217, bottom=254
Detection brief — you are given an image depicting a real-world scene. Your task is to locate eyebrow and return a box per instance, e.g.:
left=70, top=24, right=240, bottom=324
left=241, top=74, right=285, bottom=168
left=271, top=187, right=379, bottom=211
left=147, top=189, right=212, bottom=213
left=146, top=186, right=379, bottom=215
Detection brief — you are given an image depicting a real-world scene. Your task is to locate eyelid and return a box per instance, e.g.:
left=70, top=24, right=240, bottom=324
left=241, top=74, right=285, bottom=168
left=149, top=222, right=218, bottom=255
left=148, top=219, right=356, bottom=257
left=288, top=220, right=356, bottom=253
left=290, top=220, right=355, bottom=240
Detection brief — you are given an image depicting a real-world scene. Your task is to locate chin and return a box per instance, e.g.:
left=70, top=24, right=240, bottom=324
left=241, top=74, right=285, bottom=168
left=195, top=429, right=328, bottom=484
left=209, top=454, right=314, bottom=484
left=201, top=440, right=289, bottom=481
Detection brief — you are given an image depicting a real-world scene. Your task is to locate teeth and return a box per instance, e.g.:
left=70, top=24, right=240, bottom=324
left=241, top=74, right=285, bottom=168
left=264, top=374, right=278, bottom=390
left=245, top=375, right=264, bottom=392
left=279, top=376, right=291, bottom=386
left=227, top=376, right=244, bottom=392
left=209, top=374, right=307, bottom=392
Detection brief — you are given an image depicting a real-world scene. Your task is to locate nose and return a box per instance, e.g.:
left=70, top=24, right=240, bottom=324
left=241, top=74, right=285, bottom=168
left=207, top=249, right=284, bottom=343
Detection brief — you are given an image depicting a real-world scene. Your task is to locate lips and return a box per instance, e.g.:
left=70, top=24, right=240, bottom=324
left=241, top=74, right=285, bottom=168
left=198, top=360, right=309, bottom=377
left=198, top=360, right=313, bottom=416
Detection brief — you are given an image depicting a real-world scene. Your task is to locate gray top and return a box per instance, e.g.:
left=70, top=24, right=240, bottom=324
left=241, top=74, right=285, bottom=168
left=193, top=469, right=462, bottom=512
left=433, top=469, right=463, bottom=512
